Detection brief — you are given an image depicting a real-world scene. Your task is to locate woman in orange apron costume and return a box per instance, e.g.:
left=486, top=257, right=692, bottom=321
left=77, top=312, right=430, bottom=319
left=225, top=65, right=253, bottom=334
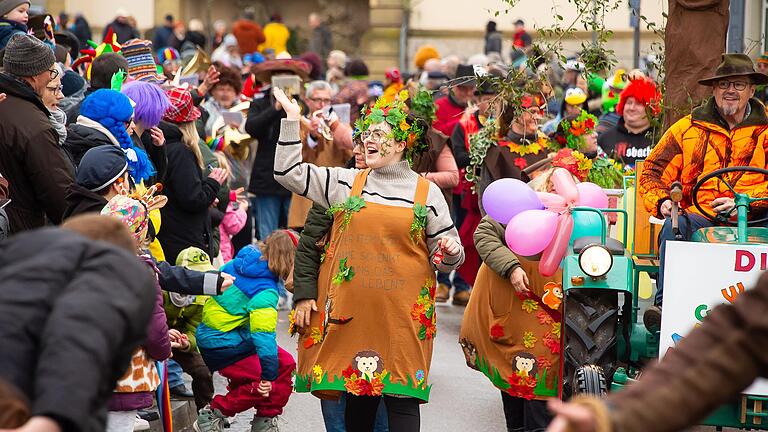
left=460, top=215, right=563, bottom=432
left=272, top=88, right=465, bottom=431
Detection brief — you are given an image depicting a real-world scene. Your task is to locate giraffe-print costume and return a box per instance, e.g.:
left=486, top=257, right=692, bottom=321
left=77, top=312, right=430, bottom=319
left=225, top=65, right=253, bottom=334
left=115, top=348, right=160, bottom=393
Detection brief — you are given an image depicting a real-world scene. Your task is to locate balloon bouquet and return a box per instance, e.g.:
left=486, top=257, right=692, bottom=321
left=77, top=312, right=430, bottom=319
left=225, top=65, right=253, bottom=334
left=482, top=168, right=609, bottom=276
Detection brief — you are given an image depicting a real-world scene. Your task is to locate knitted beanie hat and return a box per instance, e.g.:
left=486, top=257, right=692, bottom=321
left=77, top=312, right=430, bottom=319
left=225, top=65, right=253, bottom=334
left=3, top=34, right=55, bottom=77
left=81, top=89, right=156, bottom=183
left=157, top=47, right=180, bottom=65
left=121, top=39, right=166, bottom=84
left=0, top=0, right=29, bottom=17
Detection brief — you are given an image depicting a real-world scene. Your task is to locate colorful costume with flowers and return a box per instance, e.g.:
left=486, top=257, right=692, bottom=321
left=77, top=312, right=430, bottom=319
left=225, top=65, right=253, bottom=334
left=460, top=216, right=563, bottom=400
left=276, top=92, right=464, bottom=403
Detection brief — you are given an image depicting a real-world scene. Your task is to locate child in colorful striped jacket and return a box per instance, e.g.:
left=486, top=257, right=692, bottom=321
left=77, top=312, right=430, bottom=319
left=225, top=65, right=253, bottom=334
left=195, top=230, right=298, bottom=432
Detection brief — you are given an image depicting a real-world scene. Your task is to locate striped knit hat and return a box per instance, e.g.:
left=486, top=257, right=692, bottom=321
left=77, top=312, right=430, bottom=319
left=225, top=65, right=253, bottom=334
left=121, top=39, right=166, bottom=84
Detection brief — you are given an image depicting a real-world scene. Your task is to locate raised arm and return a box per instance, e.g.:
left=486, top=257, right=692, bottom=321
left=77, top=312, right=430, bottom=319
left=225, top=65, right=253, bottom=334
left=272, top=87, right=355, bottom=208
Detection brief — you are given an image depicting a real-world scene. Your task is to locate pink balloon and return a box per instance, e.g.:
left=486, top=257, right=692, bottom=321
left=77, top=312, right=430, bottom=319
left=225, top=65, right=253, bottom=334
left=551, top=168, right=579, bottom=204
left=577, top=182, right=609, bottom=209
left=539, top=213, right=574, bottom=277
left=505, top=210, right=559, bottom=256
left=537, top=192, right=568, bottom=213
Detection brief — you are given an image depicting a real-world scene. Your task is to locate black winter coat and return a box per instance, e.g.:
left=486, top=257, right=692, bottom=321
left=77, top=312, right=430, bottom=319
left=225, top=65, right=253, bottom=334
left=63, top=123, right=114, bottom=168
left=244, top=93, right=290, bottom=196
left=0, top=228, right=155, bottom=432
left=0, top=73, right=74, bottom=234
left=156, top=122, right=220, bottom=263
left=63, top=184, right=108, bottom=220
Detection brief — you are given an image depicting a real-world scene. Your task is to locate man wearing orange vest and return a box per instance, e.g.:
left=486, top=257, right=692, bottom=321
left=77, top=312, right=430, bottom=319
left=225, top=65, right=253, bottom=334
left=639, top=53, right=768, bottom=307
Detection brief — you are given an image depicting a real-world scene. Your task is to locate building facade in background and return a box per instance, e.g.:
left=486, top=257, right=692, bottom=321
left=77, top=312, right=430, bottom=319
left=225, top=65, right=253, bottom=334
left=36, top=0, right=766, bottom=77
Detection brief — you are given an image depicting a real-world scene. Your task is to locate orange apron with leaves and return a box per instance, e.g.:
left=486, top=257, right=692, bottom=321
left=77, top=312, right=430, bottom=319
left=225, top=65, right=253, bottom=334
left=459, top=258, right=563, bottom=401
left=294, top=169, right=437, bottom=402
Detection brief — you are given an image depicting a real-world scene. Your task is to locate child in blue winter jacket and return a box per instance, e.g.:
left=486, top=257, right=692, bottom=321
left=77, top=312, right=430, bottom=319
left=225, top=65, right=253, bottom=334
left=0, top=1, right=29, bottom=49
left=195, top=230, right=299, bottom=432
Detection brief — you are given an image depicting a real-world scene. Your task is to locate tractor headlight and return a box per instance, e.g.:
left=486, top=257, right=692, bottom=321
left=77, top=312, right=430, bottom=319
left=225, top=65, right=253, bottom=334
left=578, top=244, right=613, bottom=279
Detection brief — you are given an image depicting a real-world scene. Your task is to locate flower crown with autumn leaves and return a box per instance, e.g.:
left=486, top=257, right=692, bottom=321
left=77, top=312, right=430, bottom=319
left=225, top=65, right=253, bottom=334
left=554, top=110, right=598, bottom=151
left=353, top=89, right=429, bottom=165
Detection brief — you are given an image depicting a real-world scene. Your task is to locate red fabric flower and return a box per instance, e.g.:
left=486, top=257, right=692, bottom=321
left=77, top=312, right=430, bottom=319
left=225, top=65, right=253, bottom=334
left=429, top=284, right=436, bottom=299
left=536, top=311, right=554, bottom=326
left=543, top=332, right=561, bottom=354
left=537, top=356, right=553, bottom=371
left=490, top=324, right=505, bottom=340
left=507, top=373, right=537, bottom=400
left=419, top=313, right=433, bottom=327
left=342, top=366, right=355, bottom=379
left=584, top=118, right=595, bottom=130
left=514, top=157, right=528, bottom=170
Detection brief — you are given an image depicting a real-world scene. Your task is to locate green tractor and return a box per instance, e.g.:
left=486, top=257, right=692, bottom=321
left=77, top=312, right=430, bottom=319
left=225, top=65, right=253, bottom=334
left=561, top=165, right=768, bottom=429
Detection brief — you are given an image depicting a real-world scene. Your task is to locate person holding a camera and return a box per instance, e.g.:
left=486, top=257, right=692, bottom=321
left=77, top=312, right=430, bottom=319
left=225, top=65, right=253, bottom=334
left=244, top=59, right=313, bottom=241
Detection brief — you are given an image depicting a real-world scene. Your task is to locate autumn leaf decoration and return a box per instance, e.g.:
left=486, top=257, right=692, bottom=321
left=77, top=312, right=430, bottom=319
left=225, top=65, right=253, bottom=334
left=327, top=196, right=366, bottom=233
left=410, top=203, right=428, bottom=243
left=411, top=278, right=437, bottom=340
left=332, top=258, right=355, bottom=285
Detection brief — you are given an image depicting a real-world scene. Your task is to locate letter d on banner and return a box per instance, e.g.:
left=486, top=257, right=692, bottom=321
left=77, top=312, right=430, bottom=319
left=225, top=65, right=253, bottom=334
left=735, top=250, right=755, bottom=272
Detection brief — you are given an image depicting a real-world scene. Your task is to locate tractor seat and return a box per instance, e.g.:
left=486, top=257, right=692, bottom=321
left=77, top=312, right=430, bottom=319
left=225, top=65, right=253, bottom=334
left=573, top=237, right=626, bottom=255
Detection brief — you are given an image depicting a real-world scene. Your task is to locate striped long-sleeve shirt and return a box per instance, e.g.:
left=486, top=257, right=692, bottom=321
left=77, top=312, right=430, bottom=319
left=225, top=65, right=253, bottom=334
left=273, top=118, right=465, bottom=272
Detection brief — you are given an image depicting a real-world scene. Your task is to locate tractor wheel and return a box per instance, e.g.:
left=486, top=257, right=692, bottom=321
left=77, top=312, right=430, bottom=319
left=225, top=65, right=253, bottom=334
left=572, top=365, right=608, bottom=396
left=563, top=289, right=618, bottom=398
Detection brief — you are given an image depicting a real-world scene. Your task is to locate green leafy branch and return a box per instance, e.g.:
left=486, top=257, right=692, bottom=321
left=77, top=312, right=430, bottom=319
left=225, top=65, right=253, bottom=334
left=327, top=196, right=366, bottom=233
left=332, top=258, right=355, bottom=285
left=409, top=203, right=429, bottom=243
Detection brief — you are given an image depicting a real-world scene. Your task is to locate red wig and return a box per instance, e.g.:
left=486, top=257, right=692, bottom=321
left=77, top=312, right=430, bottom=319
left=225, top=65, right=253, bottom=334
left=617, top=78, right=661, bottom=118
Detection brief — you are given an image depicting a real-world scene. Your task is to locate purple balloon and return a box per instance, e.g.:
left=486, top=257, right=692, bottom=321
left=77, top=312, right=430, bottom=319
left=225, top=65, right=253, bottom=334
left=505, top=210, right=559, bottom=256
left=482, top=178, right=544, bottom=224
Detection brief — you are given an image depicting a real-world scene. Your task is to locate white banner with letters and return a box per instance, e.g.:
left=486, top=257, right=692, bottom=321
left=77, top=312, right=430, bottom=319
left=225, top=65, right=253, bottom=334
left=660, top=241, right=768, bottom=396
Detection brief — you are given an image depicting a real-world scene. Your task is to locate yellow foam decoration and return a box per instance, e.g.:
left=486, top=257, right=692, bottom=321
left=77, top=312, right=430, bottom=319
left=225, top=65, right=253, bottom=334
left=134, top=182, right=166, bottom=262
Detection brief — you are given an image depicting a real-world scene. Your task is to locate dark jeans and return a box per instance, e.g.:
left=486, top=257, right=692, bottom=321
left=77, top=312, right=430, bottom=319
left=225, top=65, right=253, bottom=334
left=501, top=391, right=551, bottom=432
left=321, top=392, right=388, bottom=432
left=656, top=213, right=712, bottom=306
left=253, top=194, right=290, bottom=241
left=437, top=271, right=471, bottom=293
left=345, top=395, right=418, bottom=432
left=173, top=349, right=214, bottom=411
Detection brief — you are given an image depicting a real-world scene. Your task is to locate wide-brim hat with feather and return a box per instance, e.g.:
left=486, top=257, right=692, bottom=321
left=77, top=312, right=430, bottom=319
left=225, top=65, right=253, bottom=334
left=251, top=59, right=311, bottom=83
left=698, top=53, right=768, bottom=86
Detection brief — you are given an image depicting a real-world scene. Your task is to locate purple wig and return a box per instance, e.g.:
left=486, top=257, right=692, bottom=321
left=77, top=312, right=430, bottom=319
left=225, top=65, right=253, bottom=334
left=122, top=81, right=171, bottom=129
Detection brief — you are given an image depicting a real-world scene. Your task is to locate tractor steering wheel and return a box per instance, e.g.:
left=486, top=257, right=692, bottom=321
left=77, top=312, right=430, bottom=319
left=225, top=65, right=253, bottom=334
left=691, top=166, right=768, bottom=226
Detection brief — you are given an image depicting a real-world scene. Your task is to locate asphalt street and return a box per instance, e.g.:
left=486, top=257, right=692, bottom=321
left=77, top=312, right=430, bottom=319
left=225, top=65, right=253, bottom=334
left=209, top=301, right=736, bottom=432
left=213, top=302, right=507, bottom=432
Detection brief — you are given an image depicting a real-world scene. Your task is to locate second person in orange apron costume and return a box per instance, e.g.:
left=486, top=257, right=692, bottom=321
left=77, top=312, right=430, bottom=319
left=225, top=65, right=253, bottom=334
left=273, top=87, right=465, bottom=431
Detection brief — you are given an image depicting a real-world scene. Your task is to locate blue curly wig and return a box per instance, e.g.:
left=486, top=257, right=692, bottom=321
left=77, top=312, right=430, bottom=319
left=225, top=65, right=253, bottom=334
left=80, top=89, right=156, bottom=183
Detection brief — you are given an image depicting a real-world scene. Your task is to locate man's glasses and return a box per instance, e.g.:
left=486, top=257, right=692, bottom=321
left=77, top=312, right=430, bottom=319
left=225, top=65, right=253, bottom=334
left=716, top=80, right=748, bottom=91
left=309, top=97, right=332, bottom=104
left=45, top=85, right=63, bottom=94
left=48, top=68, right=59, bottom=80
